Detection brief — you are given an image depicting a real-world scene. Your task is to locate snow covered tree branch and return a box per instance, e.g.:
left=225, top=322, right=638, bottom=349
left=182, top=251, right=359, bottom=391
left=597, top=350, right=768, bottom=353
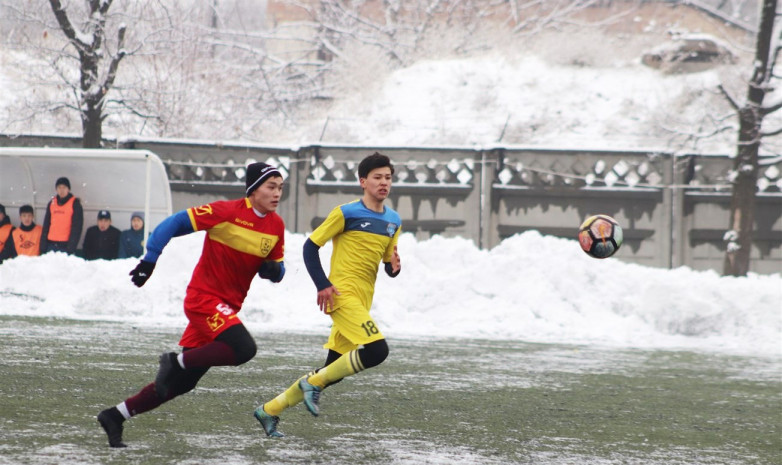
left=722, top=0, right=780, bottom=277
left=47, top=0, right=129, bottom=147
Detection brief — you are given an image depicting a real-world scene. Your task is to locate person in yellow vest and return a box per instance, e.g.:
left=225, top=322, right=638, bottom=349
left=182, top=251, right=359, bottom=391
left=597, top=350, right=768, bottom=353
left=40, top=177, right=83, bottom=255
left=0, top=204, right=17, bottom=264
left=13, top=204, right=43, bottom=257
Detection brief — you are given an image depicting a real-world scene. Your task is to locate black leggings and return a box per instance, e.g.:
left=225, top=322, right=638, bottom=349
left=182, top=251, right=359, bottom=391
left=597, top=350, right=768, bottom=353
left=167, top=356, right=208, bottom=398
left=216, top=324, right=258, bottom=365
left=168, top=324, right=257, bottom=397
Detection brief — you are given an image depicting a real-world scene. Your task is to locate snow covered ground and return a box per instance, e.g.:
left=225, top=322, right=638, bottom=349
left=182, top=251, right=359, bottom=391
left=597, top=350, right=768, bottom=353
left=1, top=29, right=779, bottom=154
left=1, top=230, right=779, bottom=358
left=0, top=13, right=779, bottom=362
left=303, top=54, right=746, bottom=153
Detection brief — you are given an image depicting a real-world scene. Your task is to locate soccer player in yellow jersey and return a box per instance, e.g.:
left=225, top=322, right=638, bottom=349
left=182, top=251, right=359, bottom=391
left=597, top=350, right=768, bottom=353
left=254, top=152, right=402, bottom=437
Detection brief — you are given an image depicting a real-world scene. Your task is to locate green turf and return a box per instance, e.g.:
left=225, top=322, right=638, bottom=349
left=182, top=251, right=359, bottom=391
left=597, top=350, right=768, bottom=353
left=0, top=316, right=779, bottom=464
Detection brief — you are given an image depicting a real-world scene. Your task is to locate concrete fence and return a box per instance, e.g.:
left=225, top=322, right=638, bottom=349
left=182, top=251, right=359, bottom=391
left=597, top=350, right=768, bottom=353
left=2, top=134, right=780, bottom=274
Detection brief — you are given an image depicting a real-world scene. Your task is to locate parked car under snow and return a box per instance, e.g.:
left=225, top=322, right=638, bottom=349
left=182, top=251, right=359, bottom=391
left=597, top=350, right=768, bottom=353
left=642, top=34, right=735, bottom=73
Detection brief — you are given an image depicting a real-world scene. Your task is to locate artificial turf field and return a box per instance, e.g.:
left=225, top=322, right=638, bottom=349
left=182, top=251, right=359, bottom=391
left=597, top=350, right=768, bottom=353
left=0, top=316, right=779, bottom=465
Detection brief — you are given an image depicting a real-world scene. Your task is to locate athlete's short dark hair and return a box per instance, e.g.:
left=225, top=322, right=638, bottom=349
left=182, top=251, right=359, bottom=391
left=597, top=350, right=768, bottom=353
left=358, top=152, right=394, bottom=179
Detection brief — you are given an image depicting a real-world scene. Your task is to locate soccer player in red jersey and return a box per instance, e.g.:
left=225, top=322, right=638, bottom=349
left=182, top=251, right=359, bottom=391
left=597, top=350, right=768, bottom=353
left=97, top=162, right=286, bottom=448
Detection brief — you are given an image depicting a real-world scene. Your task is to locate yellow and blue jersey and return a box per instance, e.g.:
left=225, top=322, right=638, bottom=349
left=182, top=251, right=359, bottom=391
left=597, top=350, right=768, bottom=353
left=309, top=200, right=401, bottom=310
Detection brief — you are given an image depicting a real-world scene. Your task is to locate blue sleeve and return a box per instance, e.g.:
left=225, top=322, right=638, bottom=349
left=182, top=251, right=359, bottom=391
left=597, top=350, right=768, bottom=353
left=303, top=238, right=332, bottom=291
left=142, top=210, right=195, bottom=263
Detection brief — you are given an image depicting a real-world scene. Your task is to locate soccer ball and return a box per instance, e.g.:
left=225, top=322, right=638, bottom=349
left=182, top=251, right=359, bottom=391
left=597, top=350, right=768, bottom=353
left=578, top=214, right=623, bottom=259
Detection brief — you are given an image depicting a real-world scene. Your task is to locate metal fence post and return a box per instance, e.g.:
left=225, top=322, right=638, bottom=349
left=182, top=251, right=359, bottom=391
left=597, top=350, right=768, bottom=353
left=479, top=149, right=499, bottom=249
left=662, top=152, right=674, bottom=269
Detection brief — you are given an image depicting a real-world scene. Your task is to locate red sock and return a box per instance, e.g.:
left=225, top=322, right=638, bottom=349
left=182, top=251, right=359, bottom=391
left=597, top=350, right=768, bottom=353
left=182, top=340, right=236, bottom=368
left=124, top=383, right=164, bottom=417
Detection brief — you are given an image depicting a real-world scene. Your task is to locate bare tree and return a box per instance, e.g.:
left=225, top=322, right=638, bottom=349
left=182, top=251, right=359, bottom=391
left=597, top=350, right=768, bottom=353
left=0, top=1, right=328, bottom=141
left=0, top=0, right=702, bottom=146
left=280, top=0, right=606, bottom=68
left=48, top=0, right=127, bottom=148
left=719, top=0, right=781, bottom=276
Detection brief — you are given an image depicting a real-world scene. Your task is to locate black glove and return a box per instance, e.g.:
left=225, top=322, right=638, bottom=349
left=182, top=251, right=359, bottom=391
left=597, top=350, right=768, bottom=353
left=258, top=260, right=282, bottom=282
left=384, top=261, right=400, bottom=278
left=130, top=260, right=156, bottom=287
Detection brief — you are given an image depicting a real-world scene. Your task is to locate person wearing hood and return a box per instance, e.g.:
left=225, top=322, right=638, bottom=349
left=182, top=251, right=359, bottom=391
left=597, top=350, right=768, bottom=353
left=0, top=204, right=17, bottom=264
left=119, top=212, right=146, bottom=258
left=40, top=177, right=83, bottom=255
left=12, top=205, right=43, bottom=257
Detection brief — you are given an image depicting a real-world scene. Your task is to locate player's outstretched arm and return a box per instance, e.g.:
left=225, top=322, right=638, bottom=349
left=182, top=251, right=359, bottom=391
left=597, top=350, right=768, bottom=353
left=129, top=210, right=194, bottom=287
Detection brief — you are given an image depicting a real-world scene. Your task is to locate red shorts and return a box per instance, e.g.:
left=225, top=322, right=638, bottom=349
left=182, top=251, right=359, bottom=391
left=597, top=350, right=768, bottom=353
left=179, top=293, right=244, bottom=348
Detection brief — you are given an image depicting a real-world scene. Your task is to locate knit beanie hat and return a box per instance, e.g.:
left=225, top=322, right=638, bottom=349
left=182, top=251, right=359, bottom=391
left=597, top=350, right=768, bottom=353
left=245, top=162, right=281, bottom=196
left=0, top=204, right=5, bottom=215
left=131, top=211, right=145, bottom=223
left=56, top=177, right=71, bottom=189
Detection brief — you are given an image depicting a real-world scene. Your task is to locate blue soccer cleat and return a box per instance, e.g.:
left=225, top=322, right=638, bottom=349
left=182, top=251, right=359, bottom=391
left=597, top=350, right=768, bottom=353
left=298, top=377, right=322, bottom=417
left=254, top=407, right=284, bottom=438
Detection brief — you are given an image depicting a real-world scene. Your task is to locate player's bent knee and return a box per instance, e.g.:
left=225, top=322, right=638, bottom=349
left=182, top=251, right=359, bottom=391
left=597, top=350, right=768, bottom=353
left=216, top=325, right=257, bottom=365
left=360, top=339, right=389, bottom=369
left=232, top=337, right=257, bottom=365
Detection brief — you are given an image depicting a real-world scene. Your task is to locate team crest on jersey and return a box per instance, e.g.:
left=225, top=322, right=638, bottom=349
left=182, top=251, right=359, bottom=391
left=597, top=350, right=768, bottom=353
left=206, top=312, right=225, bottom=331
left=386, top=223, right=397, bottom=237
left=193, top=204, right=213, bottom=216
left=260, top=237, right=273, bottom=256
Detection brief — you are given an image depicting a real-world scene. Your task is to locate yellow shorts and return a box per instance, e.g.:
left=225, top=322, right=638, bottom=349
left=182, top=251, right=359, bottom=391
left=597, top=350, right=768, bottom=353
left=324, top=296, right=384, bottom=354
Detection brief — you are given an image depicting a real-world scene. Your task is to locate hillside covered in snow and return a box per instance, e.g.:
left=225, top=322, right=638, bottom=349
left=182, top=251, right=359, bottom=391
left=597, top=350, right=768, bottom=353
left=0, top=1, right=779, bottom=154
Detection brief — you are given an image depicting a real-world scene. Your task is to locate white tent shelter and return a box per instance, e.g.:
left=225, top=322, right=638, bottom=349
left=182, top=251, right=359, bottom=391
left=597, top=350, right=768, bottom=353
left=0, top=148, right=172, bottom=252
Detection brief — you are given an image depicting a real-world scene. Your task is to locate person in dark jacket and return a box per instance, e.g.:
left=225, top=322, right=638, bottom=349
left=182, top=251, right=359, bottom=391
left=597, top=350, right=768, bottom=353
left=0, top=204, right=17, bottom=264
left=82, top=210, right=121, bottom=260
left=118, top=212, right=145, bottom=258
left=40, top=177, right=83, bottom=255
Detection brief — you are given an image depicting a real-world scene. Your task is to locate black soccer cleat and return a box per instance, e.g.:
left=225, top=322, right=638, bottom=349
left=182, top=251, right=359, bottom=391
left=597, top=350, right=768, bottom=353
left=97, top=407, right=127, bottom=448
left=154, top=352, right=182, bottom=399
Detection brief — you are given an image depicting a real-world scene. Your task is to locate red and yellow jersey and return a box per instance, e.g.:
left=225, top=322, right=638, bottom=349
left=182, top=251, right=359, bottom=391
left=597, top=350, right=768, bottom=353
left=185, top=198, right=284, bottom=310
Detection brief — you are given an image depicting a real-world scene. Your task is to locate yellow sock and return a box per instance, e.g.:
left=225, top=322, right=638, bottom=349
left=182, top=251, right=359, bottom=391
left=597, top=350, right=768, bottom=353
left=263, top=376, right=305, bottom=416
left=307, top=350, right=364, bottom=388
